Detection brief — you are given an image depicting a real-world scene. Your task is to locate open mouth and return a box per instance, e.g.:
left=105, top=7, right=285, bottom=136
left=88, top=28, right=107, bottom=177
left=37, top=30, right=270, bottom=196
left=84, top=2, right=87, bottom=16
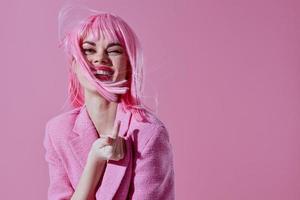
left=93, top=65, right=114, bottom=81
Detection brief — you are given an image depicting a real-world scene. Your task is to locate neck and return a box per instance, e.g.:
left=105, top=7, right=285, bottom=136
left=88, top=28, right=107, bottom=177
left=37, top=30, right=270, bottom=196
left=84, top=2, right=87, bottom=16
left=84, top=89, right=118, bottom=136
left=84, top=90, right=115, bottom=110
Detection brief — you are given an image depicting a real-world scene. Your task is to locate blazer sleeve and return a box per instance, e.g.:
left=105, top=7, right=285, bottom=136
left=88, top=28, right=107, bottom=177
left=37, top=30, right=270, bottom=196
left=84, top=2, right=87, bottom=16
left=129, top=125, right=175, bottom=200
left=43, top=123, right=74, bottom=200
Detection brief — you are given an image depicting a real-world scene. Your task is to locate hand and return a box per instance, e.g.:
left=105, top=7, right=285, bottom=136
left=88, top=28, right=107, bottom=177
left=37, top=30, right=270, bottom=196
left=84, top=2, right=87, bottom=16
left=88, top=120, right=125, bottom=164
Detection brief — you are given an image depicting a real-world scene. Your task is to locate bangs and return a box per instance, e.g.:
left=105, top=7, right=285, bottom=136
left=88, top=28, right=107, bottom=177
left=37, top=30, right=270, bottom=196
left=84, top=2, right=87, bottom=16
left=78, top=14, right=124, bottom=45
left=61, top=10, right=149, bottom=122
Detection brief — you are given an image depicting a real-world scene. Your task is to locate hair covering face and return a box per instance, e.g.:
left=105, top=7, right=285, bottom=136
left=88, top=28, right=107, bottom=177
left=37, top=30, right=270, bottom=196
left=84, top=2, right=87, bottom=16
left=58, top=5, right=148, bottom=122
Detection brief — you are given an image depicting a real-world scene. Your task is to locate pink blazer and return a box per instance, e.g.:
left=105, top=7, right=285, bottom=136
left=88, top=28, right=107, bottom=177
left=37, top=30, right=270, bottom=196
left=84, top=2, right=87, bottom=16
left=43, top=103, right=175, bottom=200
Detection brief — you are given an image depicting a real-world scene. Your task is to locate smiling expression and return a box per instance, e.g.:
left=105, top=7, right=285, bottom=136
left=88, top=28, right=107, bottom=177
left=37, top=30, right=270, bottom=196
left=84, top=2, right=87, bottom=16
left=75, top=32, right=130, bottom=92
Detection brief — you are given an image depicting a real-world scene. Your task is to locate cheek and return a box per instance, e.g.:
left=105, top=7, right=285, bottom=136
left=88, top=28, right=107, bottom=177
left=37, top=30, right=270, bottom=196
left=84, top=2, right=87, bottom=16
left=76, top=72, right=96, bottom=90
left=75, top=68, right=88, bottom=84
left=85, top=55, right=93, bottom=63
left=116, top=62, right=128, bottom=76
left=113, top=56, right=128, bottom=69
left=76, top=73, right=85, bottom=85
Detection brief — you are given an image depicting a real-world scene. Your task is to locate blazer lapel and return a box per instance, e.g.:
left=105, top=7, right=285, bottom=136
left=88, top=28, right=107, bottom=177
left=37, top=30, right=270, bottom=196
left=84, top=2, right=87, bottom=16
left=96, top=103, right=133, bottom=199
left=69, top=105, right=99, bottom=169
left=68, top=103, right=133, bottom=199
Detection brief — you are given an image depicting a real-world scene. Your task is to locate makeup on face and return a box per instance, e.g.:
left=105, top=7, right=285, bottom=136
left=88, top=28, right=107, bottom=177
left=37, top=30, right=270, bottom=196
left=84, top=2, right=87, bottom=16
left=81, top=36, right=127, bottom=83
left=82, top=41, right=123, bottom=54
left=92, top=65, right=115, bottom=82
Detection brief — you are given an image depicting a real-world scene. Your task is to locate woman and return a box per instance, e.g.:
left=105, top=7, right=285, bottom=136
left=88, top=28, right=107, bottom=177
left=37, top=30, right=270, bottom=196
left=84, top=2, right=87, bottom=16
left=43, top=7, right=175, bottom=200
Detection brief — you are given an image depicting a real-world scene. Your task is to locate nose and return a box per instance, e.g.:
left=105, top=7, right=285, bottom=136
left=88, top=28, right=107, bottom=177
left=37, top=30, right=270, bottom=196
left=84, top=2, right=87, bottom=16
left=92, top=51, right=110, bottom=66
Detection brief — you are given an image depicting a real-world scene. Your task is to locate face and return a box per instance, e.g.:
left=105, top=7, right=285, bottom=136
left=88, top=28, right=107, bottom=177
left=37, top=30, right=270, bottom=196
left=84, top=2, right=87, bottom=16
left=74, top=32, right=129, bottom=93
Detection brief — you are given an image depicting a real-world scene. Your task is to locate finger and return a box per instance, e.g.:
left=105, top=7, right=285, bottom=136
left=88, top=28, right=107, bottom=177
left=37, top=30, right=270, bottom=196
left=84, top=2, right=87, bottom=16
left=101, top=137, right=114, bottom=146
left=115, top=138, right=124, bottom=160
left=119, top=139, right=125, bottom=160
left=117, top=139, right=123, bottom=159
left=111, top=120, right=121, bottom=139
left=93, top=137, right=114, bottom=148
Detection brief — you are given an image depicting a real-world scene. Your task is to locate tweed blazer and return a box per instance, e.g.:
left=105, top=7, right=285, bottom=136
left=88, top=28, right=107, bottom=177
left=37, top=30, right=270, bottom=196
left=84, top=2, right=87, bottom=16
left=43, top=103, right=175, bottom=200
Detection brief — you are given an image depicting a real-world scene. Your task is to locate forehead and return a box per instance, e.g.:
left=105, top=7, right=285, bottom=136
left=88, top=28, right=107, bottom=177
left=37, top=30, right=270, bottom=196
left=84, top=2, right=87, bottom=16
left=82, top=29, right=119, bottom=45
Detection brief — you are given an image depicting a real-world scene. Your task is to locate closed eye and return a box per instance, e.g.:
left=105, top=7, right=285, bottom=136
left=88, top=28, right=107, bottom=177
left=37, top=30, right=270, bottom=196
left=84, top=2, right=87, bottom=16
left=107, top=50, right=122, bottom=54
left=82, top=48, right=96, bottom=55
left=81, top=46, right=124, bottom=56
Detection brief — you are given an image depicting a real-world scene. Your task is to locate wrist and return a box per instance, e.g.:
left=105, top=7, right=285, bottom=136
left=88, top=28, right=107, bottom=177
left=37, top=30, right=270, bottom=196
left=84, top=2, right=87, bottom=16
left=87, top=151, right=107, bottom=166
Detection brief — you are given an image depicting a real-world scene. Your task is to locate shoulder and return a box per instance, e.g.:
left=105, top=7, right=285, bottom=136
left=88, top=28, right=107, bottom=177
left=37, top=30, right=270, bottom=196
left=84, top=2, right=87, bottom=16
left=129, top=109, right=170, bottom=153
left=44, top=107, right=81, bottom=143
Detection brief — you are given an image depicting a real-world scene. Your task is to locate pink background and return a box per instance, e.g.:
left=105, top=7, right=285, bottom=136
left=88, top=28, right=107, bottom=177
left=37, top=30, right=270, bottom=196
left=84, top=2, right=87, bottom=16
left=1, top=0, right=299, bottom=199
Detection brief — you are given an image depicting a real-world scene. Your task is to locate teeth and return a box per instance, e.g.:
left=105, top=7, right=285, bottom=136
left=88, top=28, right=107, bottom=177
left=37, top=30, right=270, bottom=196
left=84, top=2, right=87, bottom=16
left=95, top=70, right=112, bottom=76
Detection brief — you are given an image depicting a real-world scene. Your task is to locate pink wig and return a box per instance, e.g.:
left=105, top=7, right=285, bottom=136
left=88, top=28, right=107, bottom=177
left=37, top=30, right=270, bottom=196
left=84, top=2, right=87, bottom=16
left=59, top=8, right=149, bottom=122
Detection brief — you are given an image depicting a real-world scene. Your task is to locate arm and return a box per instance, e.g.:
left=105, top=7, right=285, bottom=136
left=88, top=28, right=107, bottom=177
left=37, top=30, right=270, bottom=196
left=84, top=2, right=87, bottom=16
left=44, top=120, right=124, bottom=200
left=71, top=154, right=106, bottom=200
left=129, top=126, right=175, bottom=200
left=71, top=120, right=124, bottom=200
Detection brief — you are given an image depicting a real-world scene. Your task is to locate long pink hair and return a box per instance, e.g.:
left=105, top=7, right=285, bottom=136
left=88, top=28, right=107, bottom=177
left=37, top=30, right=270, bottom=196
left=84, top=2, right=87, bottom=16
left=59, top=11, right=150, bottom=122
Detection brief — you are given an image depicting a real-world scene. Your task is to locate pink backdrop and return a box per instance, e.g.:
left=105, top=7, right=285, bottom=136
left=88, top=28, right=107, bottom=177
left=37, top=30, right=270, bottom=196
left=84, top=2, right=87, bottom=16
left=1, top=0, right=299, bottom=199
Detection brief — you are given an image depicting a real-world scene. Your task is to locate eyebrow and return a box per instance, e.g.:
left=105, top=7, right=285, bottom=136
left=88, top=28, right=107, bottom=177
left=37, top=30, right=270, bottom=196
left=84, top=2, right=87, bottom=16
left=82, top=41, right=122, bottom=48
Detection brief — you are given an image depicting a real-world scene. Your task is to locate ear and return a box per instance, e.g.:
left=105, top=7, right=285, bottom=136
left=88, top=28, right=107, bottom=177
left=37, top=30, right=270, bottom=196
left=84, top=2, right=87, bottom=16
left=71, top=57, right=79, bottom=74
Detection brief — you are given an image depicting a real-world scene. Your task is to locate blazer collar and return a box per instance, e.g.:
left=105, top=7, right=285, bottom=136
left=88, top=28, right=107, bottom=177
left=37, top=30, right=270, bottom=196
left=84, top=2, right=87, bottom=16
left=70, top=103, right=132, bottom=166
left=72, top=102, right=132, bottom=138
left=68, top=103, right=133, bottom=199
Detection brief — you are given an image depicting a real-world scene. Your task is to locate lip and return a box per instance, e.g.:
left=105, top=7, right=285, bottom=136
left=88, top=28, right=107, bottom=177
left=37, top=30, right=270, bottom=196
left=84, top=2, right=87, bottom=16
left=92, top=65, right=114, bottom=74
left=92, top=65, right=114, bottom=82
